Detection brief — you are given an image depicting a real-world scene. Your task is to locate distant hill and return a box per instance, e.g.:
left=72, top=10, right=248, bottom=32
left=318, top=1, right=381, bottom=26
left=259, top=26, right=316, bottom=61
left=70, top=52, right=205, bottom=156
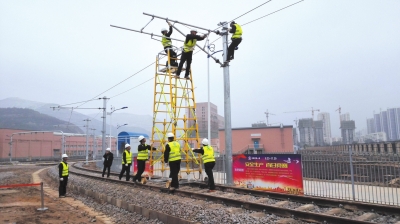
left=0, top=108, right=84, bottom=133
left=0, top=97, right=151, bottom=136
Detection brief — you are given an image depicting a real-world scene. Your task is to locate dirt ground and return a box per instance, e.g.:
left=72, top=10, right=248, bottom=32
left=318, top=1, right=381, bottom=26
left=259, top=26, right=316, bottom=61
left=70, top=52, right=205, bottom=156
left=0, top=165, right=103, bottom=224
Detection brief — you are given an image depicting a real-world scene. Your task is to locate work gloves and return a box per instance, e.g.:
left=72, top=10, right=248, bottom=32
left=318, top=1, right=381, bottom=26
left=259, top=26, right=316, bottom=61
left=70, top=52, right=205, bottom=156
left=125, top=164, right=128, bottom=167
left=60, top=178, right=64, bottom=181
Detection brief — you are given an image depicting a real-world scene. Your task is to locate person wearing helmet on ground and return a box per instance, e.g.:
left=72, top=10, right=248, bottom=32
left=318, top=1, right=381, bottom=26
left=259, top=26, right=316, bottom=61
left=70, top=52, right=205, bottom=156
left=118, top=144, right=132, bottom=181
left=59, top=154, right=69, bottom=198
left=161, top=22, right=179, bottom=67
left=193, top=138, right=216, bottom=192
left=226, top=21, right=242, bottom=64
left=176, top=29, right=207, bottom=79
left=164, top=133, right=181, bottom=190
left=132, top=136, right=157, bottom=183
left=102, top=148, right=114, bottom=178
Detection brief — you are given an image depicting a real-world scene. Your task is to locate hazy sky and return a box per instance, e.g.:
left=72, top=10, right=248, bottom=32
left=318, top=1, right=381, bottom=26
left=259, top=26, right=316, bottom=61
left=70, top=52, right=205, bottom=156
left=1, top=0, right=399, bottom=137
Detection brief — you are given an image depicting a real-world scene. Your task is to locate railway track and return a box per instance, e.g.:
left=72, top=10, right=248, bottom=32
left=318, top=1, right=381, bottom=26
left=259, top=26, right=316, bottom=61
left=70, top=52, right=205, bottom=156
left=70, top=162, right=400, bottom=224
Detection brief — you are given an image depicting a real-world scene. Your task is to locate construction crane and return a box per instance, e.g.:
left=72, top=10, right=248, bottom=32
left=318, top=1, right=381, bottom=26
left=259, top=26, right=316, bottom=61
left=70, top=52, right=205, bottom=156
left=283, top=107, right=320, bottom=120
left=284, top=108, right=320, bottom=146
left=264, top=109, right=275, bottom=126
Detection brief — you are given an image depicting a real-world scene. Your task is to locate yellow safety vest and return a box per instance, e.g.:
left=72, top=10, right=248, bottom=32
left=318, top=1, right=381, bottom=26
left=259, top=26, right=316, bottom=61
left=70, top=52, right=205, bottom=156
left=122, top=150, right=132, bottom=164
left=137, top=144, right=149, bottom=160
left=168, top=141, right=181, bottom=162
left=162, top=36, right=172, bottom=48
left=183, top=39, right=197, bottom=52
left=61, top=161, right=69, bottom=176
left=202, top=145, right=215, bottom=163
left=232, top=24, right=243, bottom=39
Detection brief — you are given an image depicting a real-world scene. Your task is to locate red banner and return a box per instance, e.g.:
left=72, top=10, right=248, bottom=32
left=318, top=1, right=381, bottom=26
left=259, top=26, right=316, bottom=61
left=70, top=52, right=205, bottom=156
left=133, top=157, right=152, bottom=177
left=0, top=183, right=41, bottom=189
left=233, top=154, right=303, bottom=195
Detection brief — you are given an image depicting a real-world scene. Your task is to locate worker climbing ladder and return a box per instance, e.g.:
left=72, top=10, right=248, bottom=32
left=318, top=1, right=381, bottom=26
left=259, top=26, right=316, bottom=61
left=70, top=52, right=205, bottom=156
left=149, top=49, right=203, bottom=180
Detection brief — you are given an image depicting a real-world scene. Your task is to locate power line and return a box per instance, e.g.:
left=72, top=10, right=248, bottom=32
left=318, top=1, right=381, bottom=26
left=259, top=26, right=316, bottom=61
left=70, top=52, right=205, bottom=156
left=58, top=99, right=99, bottom=107
left=229, top=0, right=273, bottom=23
left=242, top=0, right=305, bottom=26
left=111, top=77, right=154, bottom=98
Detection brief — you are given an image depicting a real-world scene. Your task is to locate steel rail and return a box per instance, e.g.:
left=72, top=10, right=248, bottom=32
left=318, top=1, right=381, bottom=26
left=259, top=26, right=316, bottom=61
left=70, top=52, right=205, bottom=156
left=70, top=163, right=376, bottom=224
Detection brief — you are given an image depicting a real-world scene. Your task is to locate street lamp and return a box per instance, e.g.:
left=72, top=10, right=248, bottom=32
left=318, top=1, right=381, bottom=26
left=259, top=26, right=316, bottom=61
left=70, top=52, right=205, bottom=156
left=108, top=106, right=128, bottom=156
left=117, top=124, right=128, bottom=129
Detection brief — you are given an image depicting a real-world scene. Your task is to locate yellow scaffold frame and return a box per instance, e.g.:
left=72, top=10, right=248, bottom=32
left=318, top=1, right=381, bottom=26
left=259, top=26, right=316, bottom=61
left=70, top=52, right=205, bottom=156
left=149, top=49, right=202, bottom=179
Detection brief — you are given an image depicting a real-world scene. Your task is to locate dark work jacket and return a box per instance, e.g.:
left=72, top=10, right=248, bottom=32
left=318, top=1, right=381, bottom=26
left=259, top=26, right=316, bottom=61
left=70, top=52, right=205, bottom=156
left=103, top=152, right=114, bottom=166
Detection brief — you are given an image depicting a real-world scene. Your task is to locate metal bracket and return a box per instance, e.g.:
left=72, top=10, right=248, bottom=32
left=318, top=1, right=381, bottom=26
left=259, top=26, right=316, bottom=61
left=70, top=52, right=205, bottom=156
left=141, top=16, right=154, bottom=32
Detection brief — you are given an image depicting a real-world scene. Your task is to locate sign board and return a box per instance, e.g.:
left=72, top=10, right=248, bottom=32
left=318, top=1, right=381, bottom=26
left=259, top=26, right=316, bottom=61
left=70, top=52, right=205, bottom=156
left=232, top=154, right=303, bottom=195
left=133, top=157, right=152, bottom=177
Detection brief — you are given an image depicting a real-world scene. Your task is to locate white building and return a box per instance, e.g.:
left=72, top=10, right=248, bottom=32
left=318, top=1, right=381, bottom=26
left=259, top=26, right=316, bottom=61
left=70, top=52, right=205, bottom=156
left=317, top=112, right=332, bottom=145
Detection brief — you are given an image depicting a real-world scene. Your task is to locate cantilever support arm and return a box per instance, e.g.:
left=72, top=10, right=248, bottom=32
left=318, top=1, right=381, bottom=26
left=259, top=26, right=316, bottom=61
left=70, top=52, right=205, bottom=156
left=169, top=23, right=223, bottom=66
left=110, top=25, right=185, bottom=43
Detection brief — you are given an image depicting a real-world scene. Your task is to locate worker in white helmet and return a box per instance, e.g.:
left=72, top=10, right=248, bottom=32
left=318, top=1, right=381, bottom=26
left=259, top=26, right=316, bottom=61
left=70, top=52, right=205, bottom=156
left=193, top=138, right=216, bottom=192
left=102, top=148, right=114, bottom=178
left=132, top=135, right=157, bottom=183
left=164, top=133, right=181, bottom=190
left=118, top=143, right=132, bottom=181
left=225, top=21, right=243, bottom=64
left=161, top=21, right=178, bottom=67
left=176, top=28, right=207, bottom=79
left=59, top=154, right=69, bottom=198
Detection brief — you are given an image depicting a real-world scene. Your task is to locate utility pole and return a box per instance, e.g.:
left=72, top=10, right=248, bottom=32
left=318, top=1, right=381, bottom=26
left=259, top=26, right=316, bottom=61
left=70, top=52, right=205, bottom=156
left=84, top=119, right=91, bottom=164
left=90, top=128, right=96, bottom=160
left=101, top=96, right=108, bottom=156
left=220, top=21, right=234, bottom=185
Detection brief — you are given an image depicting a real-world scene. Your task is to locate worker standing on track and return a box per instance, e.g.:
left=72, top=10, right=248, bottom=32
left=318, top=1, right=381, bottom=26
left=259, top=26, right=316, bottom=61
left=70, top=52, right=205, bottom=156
left=59, top=154, right=69, bottom=198
left=176, top=29, right=207, bottom=79
left=132, top=135, right=157, bottom=183
left=102, top=148, right=114, bottom=178
left=226, top=21, right=243, bottom=64
left=193, top=138, right=216, bottom=192
left=164, top=133, right=181, bottom=190
left=161, top=22, right=178, bottom=67
left=119, top=144, right=132, bottom=181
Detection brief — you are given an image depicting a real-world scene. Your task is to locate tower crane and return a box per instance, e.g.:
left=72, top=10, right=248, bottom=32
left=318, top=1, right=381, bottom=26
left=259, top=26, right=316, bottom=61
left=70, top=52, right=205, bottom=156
left=283, top=107, right=320, bottom=119
left=264, top=109, right=275, bottom=126
left=336, top=106, right=342, bottom=122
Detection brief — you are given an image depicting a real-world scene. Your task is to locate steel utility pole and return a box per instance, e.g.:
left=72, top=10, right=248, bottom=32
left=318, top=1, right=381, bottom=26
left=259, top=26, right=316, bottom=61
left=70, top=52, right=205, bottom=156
left=84, top=119, right=91, bottom=164
left=101, top=96, right=108, bottom=156
left=90, top=128, right=96, bottom=160
left=220, top=21, right=233, bottom=185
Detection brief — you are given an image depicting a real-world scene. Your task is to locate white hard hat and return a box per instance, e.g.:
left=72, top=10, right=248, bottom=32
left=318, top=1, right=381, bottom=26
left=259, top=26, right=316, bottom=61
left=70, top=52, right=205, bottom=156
left=138, top=135, right=145, bottom=141
left=202, top=138, right=209, bottom=145
left=125, top=143, right=131, bottom=148
left=62, top=154, right=68, bottom=158
left=167, top=133, right=174, bottom=138
left=191, top=28, right=197, bottom=32
left=106, top=148, right=111, bottom=151
left=161, top=28, right=167, bottom=32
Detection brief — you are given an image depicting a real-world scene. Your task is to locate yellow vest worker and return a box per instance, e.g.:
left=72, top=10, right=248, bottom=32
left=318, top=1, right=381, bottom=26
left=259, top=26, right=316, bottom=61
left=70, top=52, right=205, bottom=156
left=176, top=29, right=207, bottom=79
left=164, top=133, right=181, bottom=190
left=58, top=154, right=69, bottom=198
left=119, top=144, right=132, bottom=181
left=226, top=21, right=243, bottom=64
left=161, top=24, right=178, bottom=67
left=133, top=136, right=157, bottom=183
left=193, top=138, right=216, bottom=192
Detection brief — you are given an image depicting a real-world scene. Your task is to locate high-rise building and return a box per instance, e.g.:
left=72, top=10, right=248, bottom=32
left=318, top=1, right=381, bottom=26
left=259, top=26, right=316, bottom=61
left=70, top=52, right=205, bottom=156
left=317, top=112, right=332, bottom=144
left=313, top=120, right=324, bottom=146
left=341, top=120, right=356, bottom=144
left=381, top=111, right=389, bottom=139
left=374, top=113, right=382, bottom=132
left=387, top=108, right=400, bottom=140
left=340, top=113, right=350, bottom=121
left=298, top=118, right=314, bottom=147
left=366, top=118, right=376, bottom=134
left=189, top=102, right=220, bottom=139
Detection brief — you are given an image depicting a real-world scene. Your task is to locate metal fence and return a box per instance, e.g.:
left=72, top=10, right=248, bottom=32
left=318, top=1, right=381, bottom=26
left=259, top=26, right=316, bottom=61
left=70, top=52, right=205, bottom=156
left=203, top=147, right=400, bottom=206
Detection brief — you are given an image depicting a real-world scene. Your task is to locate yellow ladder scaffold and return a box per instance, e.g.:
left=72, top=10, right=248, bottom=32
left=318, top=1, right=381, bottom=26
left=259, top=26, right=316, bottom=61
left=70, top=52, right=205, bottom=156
left=149, top=48, right=202, bottom=180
